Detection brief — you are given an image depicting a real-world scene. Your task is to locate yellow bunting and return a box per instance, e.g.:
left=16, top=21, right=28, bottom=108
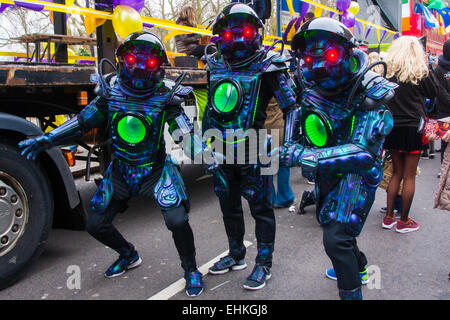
left=314, top=6, right=323, bottom=17
left=286, top=0, right=296, bottom=17
left=112, top=5, right=143, bottom=39
left=84, top=15, right=106, bottom=35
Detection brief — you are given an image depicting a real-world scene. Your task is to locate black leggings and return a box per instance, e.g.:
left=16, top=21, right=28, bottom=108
left=86, top=198, right=196, bottom=270
left=217, top=165, right=275, bottom=266
left=323, top=221, right=367, bottom=291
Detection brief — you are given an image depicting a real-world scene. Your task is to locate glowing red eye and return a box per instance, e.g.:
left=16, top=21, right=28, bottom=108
left=147, top=58, right=158, bottom=69
left=243, top=26, right=253, bottom=38
left=325, top=49, right=339, bottom=64
left=126, top=55, right=135, bottom=65
left=223, top=31, right=232, bottom=41
left=305, top=56, right=312, bottom=64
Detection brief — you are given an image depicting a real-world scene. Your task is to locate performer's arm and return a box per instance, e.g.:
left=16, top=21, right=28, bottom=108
left=19, top=97, right=108, bottom=160
left=293, top=108, right=393, bottom=173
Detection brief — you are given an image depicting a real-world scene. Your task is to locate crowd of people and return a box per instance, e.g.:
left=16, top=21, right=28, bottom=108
left=17, top=2, right=449, bottom=301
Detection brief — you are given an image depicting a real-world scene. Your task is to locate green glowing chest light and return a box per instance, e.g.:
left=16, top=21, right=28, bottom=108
left=304, top=114, right=328, bottom=147
left=213, top=82, right=239, bottom=113
left=117, top=115, right=147, bottom=144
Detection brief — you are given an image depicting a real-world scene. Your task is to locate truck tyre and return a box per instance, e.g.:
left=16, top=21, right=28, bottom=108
left=0, top=142, right=53, bottom=290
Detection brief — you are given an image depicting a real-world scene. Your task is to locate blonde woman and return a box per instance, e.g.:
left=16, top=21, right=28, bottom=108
left=368, top=51, right=384, bottom=75
left=175, top=6, right=215, bottom=59
left=382, top=36, right=438, bottom=233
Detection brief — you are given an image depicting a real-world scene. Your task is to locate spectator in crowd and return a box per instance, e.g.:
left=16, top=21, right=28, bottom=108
left=303, top=12, right=315, bottom=23
left=368, top=51, right=384, bottom=75
left=427, top=131, right=450, bottom=209
left=175, top=6, right=215, bottom=60
left=265, top=97, right=295, bottom=208
left=433, top=39, right=450, bottom=171
left=382, top=36, right=438, bottom=233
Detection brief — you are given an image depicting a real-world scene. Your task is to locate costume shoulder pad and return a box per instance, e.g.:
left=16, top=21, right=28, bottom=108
left=261, top=50, right=291, bottom=73
left=91, top=72, right=116, bottom=98
left=359, top=71, right=398, bottom=110
left=163, top=78, right=193, bottom=105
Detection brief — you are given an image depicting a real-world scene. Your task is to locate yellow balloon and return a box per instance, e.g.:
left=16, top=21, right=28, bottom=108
left=348, top=1, right=360, bottom=15
left=112, top=5, right=143, bottom=39
left=65, top=0, right=75, bottom=6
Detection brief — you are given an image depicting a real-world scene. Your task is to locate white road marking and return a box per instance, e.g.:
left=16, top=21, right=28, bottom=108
left=147, top=240, right=253, bottom=300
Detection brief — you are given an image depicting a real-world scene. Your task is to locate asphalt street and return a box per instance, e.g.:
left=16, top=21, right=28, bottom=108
left=0, top=151, right=449, bottom=301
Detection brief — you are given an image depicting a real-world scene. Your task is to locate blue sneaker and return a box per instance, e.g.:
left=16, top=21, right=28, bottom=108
left=209, top=255, right=247, bottom=275
left=243, top=265, right=272, bottom=290
left=184, top=270, right=204, bottom=297
left=325, top=268, right=369, bottom=285
left=104, top=251, right=142, bottom=278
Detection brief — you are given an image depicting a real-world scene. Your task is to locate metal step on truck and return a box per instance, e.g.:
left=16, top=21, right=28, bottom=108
left=0, top=17, right=208, bottom=290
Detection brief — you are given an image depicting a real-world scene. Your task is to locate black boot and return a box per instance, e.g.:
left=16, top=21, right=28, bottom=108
left=298, top=190, right=316, bottom=214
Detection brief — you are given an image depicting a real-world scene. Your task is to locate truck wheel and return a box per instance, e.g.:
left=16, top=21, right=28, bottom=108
left=0, top=142, right=53, bottom=290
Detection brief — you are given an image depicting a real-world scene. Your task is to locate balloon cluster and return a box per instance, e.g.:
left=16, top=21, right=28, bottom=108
left=336, top=0, right=359, bottom=28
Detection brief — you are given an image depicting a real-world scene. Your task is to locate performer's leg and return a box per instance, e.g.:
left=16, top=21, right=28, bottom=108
left=218, top=166, right=246, bottom=260
left=161, top=206, right=197, bottom=272
left=87, top=197, right=141, bottom=277
left=86, top=197, right=134, bottom=256
left=323, top=220, right=363, bottom=299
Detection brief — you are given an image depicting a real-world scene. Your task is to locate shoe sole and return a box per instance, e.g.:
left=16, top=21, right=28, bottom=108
left=326, top=271, right=369, bottom=285
left=186, top=287, right=203, bottom=298
left=382, top=221, right=397, bottom=229
left=209, top=263, right=247, bottom=275
left=395, top=226, right=420, bottom=233
left=104, top=257, right=142, bottom=278
left=243, top=273, right=272, bottom=290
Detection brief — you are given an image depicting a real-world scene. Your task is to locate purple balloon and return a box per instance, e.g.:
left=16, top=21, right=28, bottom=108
left=113, top=0, right=145, bottom=12
left=0, top=3, right=11, bottom=13
left=336, top=0, right=351, bottom=12
left=14, top=1, right=45, bottom=11
left=342, top=11, right=355, bottom=28
left=143, top=22, right=154, bottom=28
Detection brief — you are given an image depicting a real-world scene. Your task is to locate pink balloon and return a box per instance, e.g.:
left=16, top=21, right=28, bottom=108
left=342, top=11, right=355, bottom=28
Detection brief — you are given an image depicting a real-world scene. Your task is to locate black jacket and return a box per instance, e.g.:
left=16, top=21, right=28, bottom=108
left=434, top=55, right=450, bottom=117
left=387, top=71, right=438, bottom=128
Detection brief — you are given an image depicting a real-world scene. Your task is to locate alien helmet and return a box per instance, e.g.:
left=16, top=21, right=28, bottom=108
left=212, top=3, right=264, bottom=63
left=116, top=32, right=169, bottom=94
left=291, top=18, right=360, bottom=94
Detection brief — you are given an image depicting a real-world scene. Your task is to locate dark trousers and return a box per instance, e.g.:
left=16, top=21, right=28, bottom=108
left=217, top=164, right=275, bottom=266
left=323, top=221, right=367, bottom=291
left=86, top=197, right=196, bottom=272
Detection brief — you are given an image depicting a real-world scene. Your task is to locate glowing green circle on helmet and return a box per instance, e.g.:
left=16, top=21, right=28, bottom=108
left=213, top=82, right=239, bottom=113
left=117, top=115, right=147, bottom=144
left=305, top=114, right=328, bottom=147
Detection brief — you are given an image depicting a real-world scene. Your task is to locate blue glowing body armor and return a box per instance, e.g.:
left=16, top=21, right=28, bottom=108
left=203, top=50, right=296, bottom=201
left=283, top=70, right=397, bottom=236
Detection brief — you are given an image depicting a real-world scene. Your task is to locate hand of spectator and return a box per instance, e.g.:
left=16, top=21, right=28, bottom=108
left=442, top=131, right=450, bottom=142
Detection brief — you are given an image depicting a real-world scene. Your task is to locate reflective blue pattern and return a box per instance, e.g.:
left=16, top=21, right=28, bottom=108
left=153, top=156, right=188, bottom=209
